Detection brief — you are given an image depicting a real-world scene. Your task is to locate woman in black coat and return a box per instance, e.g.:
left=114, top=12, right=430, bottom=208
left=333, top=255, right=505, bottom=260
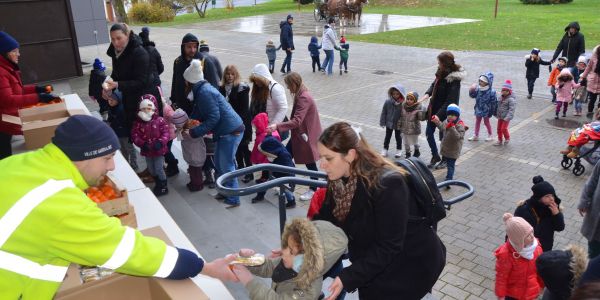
left=103, top=23, right=159, bottom=129
left=514, top=176, right=565, bottom=252
left=219, top=65, right=253, bottom=183
left=314, top=122, right=446, bottom=300
left=139, top=27, right=164, bottom=88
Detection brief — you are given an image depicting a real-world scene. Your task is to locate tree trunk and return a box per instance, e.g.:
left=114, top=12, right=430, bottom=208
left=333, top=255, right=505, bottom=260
left=111, top=0, right=129, bottom=23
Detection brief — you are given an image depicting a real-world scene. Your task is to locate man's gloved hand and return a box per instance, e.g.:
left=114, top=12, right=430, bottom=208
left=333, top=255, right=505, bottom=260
left=38, top=93, right=59, bottom=103
left=35, top=85, right=53, bottom=94
left=142, top=142, right=150, bottom=152
left=153, top=140, right=163, bottom=151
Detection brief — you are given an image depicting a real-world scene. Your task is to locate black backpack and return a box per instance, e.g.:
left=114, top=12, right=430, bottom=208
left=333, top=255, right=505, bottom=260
left=396, top=157, right=447, bottom=227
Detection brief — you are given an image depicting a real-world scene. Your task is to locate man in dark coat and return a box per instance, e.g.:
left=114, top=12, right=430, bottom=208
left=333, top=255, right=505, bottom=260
left=170, top=33, right=221, bottom=115
left=552, top=22, right=585, bottom=68
left=139, top=27, right=164, bottom=87
left=199, top=40, right=223, bottom=82
left=279, top=15, right=295, bottom=73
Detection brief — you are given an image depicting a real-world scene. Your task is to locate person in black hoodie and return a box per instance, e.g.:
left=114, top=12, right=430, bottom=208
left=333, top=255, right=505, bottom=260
left=552, top=22, right=586, bottom=68
left=170, top=33, right=221, bottom=115
left=514, top=175, right=566, bottom=252
left=279, top=15, right=295, bottom=74
left=89, top=58, right=109, bottom=120
left=536, top=244, right=588, bottom=300
left=139, top=27, right=164, bottom=88
left=525, top=48, right=552, bottom=99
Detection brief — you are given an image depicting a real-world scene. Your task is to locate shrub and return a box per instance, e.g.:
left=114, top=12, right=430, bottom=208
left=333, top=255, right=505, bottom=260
left=520, top=0, right=572, bottom=4
left=129, top=2, right=175, bottom=23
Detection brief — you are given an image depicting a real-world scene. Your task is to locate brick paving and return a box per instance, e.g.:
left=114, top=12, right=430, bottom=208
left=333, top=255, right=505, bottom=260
left=66, top=14, right=596, bottom=299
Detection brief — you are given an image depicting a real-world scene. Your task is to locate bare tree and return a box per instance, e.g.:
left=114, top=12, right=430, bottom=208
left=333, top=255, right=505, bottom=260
left=180, top=0, right=211, bottom=17
left=111, top=0, right=129, bottom=23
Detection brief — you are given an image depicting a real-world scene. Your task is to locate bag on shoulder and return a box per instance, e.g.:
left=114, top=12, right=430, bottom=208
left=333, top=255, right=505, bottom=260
left=396, top=157, right=446, bottom=227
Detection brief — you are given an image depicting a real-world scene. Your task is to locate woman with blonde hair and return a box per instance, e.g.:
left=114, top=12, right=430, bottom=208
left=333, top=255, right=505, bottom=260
left=314, top=122, right=446, bottom=300
left=268, top=72, right=322, bottom=201
left=219, top=65, right=253, bottom=183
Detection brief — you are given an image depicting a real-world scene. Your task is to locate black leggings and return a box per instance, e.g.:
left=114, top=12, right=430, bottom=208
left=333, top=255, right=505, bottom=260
left=236, top=141, right=252, bottom=169
left=588, top=92, right=600, bottom=113
left=383, top=127, right=402, bottom=150
left=0, top=132, right=12, bottom=160
left=311, top=56, right=321, bottom=72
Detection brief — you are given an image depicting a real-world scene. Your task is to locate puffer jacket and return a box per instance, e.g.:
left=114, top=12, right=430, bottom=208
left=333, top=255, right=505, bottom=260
left=582, top=45, right=600, bottom=93
left=0, top=55, right=40, bottom=135
left=321, top=25, right=337, bottom=51
left=469, top=72, right=497, bottom=118
left=555, top=69, right=581, bottom=103
left=380, top=83, right=406, bottom=129
left=548, top=66, right=563, bottom=87
left=251, top=64, right=288, bottom=124
left=515, top=196, right=565, bottom=252
left=259, top=135, right=295, bottom=178
left=279, top=21, right=294, bottom=51
left=425, top=68, right=466, bottom=121
left=525, top=54, right=552, bottom=79
left=536, top=244, right=588, bottom=300
left=496, top=93, right=516, bottom=121
left=495, top=240, right=544, bottom=300
left=189, top=81, right=244, bottom=141
left=130, top=96, right=170, bottom=157
left=246, top=220, right=348, bottom=300
left=251, top=113, right=280, bottom=164
left=162, top=99, right=176, bottom=141
left=437, top=119, right=466, bottom=159
left=399, top=102, right=424, bottom=135
left=308, top=36, right=321, bottom=57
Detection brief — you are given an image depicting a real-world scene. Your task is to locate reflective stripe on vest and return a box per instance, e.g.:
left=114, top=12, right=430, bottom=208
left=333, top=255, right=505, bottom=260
left=153, top=245, right=179, bottom=278
left=100, top=226, right=136, bottom=270
left=0, top=179, right=75, bottom=282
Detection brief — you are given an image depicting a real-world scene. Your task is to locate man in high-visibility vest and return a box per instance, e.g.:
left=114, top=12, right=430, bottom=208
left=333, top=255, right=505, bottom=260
left=0, top=115, right=237, bottom=299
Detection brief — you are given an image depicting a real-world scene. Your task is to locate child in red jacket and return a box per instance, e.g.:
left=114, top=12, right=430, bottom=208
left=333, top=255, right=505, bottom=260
left=495, top=213, right=544, bottom=300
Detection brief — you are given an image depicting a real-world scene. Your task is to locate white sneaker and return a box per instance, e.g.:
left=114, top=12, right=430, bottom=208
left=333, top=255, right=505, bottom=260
left=468, top=136, right=479, bottom=141
left=380, top=149, right=388, bottom=157
left=504, top=140, right=510, bottom=145
left=394, top=150, right=403, bottom=158
left=485, top=135, right=494, bottom=142
left=493, top=141, right=503, bottom=146
left=299, top=190, right=315, bottom=201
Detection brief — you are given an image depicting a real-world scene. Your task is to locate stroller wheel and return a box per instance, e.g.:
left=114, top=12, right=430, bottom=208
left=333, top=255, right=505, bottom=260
left=573, top=164, right=585, bottom=176
left=561, top=156, right=573, bottom=169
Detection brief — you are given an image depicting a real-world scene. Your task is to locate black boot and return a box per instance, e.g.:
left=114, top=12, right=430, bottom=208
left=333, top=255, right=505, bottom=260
left=413, top=148, right=421, bottom=158
left=405, top=151, right=411, bottom=159
left=153, top=179, right=169, bottom=196
left=242, top=173, right=254, bottom=184
left=165, top=159, right=179, bottom=177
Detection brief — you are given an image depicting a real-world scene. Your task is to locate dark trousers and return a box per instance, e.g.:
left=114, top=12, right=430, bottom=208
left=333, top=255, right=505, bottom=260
left=0, top=132, right=12, bottom=160
left=311, top=56, right=321, bottom=72
left=339, top=58, right=348, bottom=71
left=236, top=141, right=252, bottom=169
left=426, top=120, right=443, bottom=158
left=268, top=59, right=275, bottom=74
left=281, top=50, right=292, bottom=72
left=286, top=141, right=318, bottom=191
left=164, top=140, right=177, bottom=165
left=526, top=77, right=536, bottom=95
left=588, top=92, right=600, bottom=113
left=444, top=157, right=456, bottom=180
left=383, top=127, right=402, bottom=150
left=589, top=240, right=600, bottom=259
left=550, top=86, right=557, bottom=103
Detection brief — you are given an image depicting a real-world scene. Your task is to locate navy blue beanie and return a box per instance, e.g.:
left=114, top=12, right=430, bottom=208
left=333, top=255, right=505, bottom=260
left=93, top=58, right=106, bottom=71
left=52, top=115, right=120, bottom=161
left=0, top=31, right=19, bottom=54
left=287, top=14, right=293, bottom=20
left=259, top=135, right=284, bottom=156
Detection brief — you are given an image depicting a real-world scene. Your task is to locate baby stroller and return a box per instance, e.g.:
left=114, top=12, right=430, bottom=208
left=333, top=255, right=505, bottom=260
left=561, top=141, right=600, bottom=176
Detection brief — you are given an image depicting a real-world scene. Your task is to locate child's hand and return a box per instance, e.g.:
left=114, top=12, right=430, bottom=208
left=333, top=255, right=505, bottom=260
left=231, top=264, right=254, bottom=285
left=269, top=248, right=282, bottom=258
left=266, top=124, right=277, bottom=133
left=239, top=248, right=256, bottom=257
left=419, top=94, right=430, bottom=102
left=548, top=200, right=560, bottom=216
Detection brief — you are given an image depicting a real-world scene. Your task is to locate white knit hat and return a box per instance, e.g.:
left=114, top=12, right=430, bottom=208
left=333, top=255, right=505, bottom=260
left=183, top=59, right=204, bottom=84
left=578, top=55, right=588, bottom=64
left=139, top=98, right=155, bottom=111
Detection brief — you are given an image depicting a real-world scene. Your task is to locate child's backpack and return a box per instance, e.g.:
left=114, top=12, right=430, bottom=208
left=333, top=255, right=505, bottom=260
left=396, top=157, right=447, bottom=228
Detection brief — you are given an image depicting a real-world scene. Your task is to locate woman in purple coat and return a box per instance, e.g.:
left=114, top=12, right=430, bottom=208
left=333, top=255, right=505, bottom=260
left=267, top=72, right=322, bottom=201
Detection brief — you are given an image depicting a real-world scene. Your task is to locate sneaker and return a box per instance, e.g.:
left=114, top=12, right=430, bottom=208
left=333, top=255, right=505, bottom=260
left=286, top=199, right=297, bottom=209
left=555, top=115, right=559, bottom=120
left=562, top=113, right=567, bottom=117
left=344, top=70, right=348, bottom=73
left=527, top=94, right=532, bottom=99
left=394, top=150, right=403, bottom=158
left=299, top=190, right=315, bottom=201
left=485, top=135, right=494, bottom=142
left=380, top=149, right=388, bottom=157
left=339, top=69, right=342, bottom=75
left=280, top=69, right=286, bottom=74
left=445, top=185, right=451, bottom=190
left=493, top=141, right=503, bottom=146
left=468, top=135, right=479, bottom=141
left=434, top=160, right=447, bottom=170
left=504, top=140, right=510, bottom=145
left=427, top=156, right=441, bottom=168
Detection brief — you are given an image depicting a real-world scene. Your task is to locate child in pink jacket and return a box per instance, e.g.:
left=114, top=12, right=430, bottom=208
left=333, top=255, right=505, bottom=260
left=131, top=94, right=171, bottom=196
left=555, top=69, right=580, bottom=119
left=250, top=112, right=280, bottom=183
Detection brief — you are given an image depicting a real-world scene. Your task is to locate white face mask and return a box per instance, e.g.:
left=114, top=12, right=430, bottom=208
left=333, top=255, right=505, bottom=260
left=511, top=239, right=538, bottom=260
left=138, top=111, right=153, bottom=122
left=479, top=85, right=489, bottom=91
left=187, top=91, right=194, bottom=102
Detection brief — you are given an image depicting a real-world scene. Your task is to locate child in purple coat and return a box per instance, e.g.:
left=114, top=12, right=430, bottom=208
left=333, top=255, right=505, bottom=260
left=131, top=94, right=171, bottom=196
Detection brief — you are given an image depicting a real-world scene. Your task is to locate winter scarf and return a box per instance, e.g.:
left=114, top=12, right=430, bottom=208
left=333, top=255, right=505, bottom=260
left=331, top=176, right=357, bottom=223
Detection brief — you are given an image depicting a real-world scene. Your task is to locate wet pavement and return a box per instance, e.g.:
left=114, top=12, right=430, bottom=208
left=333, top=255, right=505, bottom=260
left=174, top=12, right=478, bottom=36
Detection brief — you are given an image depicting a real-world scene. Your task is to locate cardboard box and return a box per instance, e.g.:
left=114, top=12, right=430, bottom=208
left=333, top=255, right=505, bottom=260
left=56, top=227, right=209, bottom=300
left=117, top=205, right=137, bottom=228
left=95, top=175, right=129, bottom=216
left=2, top=102, right=85, bottom=150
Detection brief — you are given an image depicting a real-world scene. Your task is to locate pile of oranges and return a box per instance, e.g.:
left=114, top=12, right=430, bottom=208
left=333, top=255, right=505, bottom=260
left=23, top=98, right=63, bottom=109
left=184, top=119, right=201, bottom=130
left=86, top=178, right=121, bottom=203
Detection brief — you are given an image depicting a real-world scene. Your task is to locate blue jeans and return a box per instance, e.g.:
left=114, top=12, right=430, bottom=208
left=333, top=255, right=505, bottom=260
left=426, top=120, right=442, bottom=158
left=323, top=50, right=335, bottom=75
left=215, top=133, right=243, bottom=204
left=146, top=156, right=166, bottom=181
left=444, top=157, right=456, bottom=180
left=282, top=50, right=292, bottom=72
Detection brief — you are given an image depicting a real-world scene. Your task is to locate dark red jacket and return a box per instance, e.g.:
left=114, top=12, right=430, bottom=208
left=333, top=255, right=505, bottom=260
left=0, top=55, right=40, bottom=135
left=495, top=240, right=544, bottom=300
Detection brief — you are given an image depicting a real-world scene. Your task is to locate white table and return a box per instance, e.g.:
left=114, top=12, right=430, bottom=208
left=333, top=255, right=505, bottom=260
left=12, top=94, right=234, bottom=300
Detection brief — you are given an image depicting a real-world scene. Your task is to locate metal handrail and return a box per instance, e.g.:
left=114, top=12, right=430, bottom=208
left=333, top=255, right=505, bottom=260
left=435, top=180, right=475, bottom=209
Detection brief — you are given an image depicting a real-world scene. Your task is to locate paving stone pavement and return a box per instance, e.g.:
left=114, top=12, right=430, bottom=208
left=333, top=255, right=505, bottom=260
left=60, top=15, right=598, bottom=299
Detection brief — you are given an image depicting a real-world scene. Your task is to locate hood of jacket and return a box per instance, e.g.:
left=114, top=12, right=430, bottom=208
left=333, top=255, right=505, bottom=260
left=259, top=135, right=287, bottom=157
left=180, top=33, right=200, bottom=59
left=479, top=71, right=494, bottom=89
left=106, top=32, right=142, bottom=59
left=251, top=63, right=274, bottom=82
left=388, top=82, right=407, bottom=101
left=280, top=20, right=291, bottom=29
left=536, top=244, right=588, bottom=299
left=281, top=219, right=347, bottom=290
left=564, top=21, right=580, bottom=33
left=137, top=94, right=160, bottom=118
left=252, top=112, right=269, bottom=135
left=446, top=67, right=467, bottom=83
left=310, top=36, right=318, bottom=44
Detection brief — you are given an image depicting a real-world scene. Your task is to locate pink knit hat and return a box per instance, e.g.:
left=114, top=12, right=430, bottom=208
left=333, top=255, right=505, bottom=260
left=503, top=213, right=533, bottom=252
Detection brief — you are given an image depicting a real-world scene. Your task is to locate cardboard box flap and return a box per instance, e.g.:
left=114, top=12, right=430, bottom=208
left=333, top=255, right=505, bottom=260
left=1, top=114, right=23, bottom=125
left=18, top=100, right=67, bottom=118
